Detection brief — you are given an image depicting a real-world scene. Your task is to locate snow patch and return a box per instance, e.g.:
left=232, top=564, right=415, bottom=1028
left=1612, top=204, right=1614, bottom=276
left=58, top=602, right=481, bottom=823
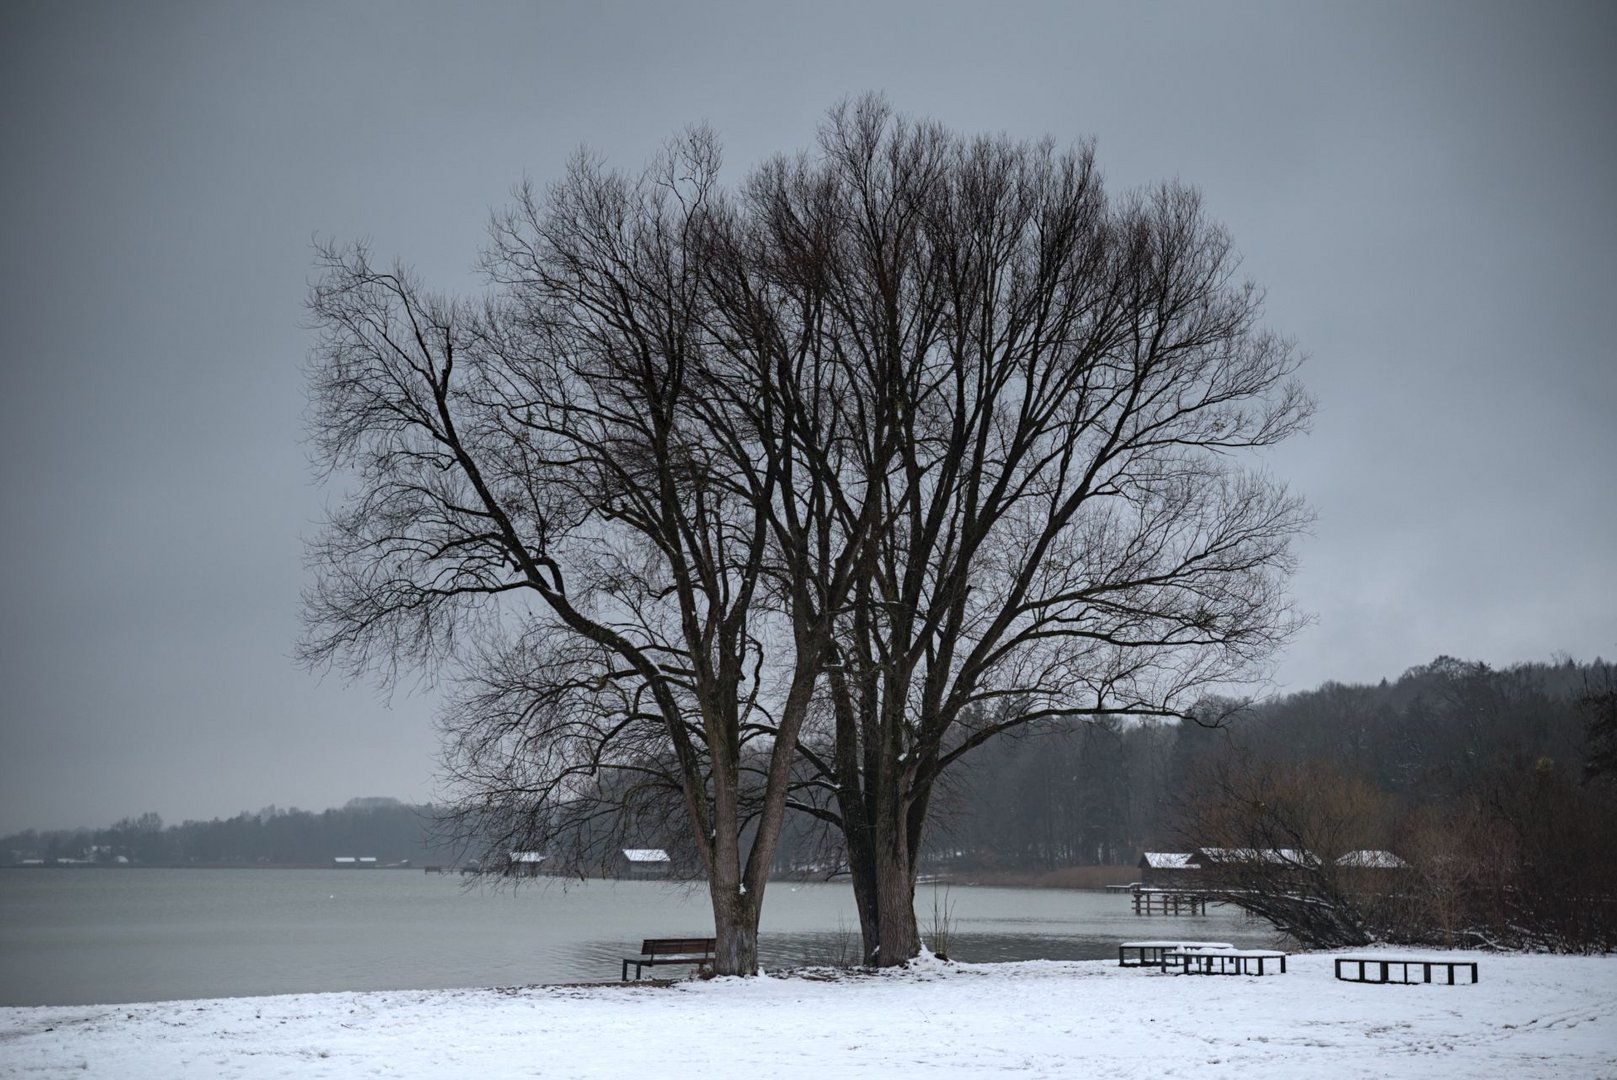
left=1, top=952, right=1612, bottom=1079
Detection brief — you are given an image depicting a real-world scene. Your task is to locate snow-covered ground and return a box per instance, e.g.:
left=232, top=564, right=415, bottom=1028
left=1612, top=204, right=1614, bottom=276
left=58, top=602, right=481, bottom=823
left=2, top=951, right=1612, bottom=1079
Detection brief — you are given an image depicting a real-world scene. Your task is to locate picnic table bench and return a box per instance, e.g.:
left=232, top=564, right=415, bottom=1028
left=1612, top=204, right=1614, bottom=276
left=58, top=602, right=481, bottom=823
left=1163, top=948, right=1288, bottom=975
left=621, top=937, right=716, bottom=981
left=1118, top=940, right=1234, bottom=967
left=1334, top=955, right=1478, bottom=985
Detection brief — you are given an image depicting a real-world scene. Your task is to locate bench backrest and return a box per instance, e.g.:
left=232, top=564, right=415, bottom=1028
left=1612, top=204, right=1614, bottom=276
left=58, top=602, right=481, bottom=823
left=641, top=937, right=715, bottom=957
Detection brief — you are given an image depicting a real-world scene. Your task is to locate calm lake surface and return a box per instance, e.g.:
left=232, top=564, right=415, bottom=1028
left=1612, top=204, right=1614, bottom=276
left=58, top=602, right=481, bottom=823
left=0, top=869, right=1280, bottom=1006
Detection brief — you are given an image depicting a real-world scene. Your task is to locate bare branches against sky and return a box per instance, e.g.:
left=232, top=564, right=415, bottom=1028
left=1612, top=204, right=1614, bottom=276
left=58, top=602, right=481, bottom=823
left=0, top=0, right=1612, bottom=831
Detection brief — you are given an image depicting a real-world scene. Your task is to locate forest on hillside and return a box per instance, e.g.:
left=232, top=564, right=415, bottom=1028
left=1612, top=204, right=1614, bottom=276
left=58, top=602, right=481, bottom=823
left=918, top=656, right=1610, bottom=869
left=892, top=655, right=1615, bottom=951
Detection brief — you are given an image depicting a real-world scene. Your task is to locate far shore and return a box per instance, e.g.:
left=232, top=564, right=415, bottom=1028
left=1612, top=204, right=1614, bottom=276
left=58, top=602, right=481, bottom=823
left=931, top=865, right=1139, bottom=890
left=2, top=863, right=1144, bottom=888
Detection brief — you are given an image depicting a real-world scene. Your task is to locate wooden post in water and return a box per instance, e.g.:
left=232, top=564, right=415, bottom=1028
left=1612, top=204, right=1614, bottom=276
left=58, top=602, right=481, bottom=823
left=1132, top=889, right=1207, bottom=916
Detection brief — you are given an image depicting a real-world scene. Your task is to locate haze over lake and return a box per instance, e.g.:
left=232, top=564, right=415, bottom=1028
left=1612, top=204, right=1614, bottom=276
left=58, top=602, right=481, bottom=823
left=0, top=871, right=1278, bottom=1007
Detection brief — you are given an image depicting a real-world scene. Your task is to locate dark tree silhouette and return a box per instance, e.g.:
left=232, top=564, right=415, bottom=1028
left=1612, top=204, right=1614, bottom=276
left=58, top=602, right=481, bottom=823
left=763, top=99, right=1312, bottom=963
left=302, top=97, right=1312, bottom=971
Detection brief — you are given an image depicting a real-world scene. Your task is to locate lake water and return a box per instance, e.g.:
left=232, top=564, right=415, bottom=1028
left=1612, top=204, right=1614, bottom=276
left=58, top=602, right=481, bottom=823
left=0, top=869, right=1280, bottom=1006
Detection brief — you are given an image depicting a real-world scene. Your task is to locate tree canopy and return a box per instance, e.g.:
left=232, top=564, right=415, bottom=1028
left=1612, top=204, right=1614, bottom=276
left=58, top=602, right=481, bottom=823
left=301, top=96, right=1313, bottom=971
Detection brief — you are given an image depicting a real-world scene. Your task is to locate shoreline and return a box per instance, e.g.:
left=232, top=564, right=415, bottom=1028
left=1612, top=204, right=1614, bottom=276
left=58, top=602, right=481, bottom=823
left=6, top=943, right=1598, bottom=1011
left=0, top=864, right=1139, bottom=882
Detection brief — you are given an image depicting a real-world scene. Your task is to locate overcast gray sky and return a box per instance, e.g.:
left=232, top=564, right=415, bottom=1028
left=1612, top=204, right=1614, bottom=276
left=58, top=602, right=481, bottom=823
left=2, top=0, right=1612, bottom=834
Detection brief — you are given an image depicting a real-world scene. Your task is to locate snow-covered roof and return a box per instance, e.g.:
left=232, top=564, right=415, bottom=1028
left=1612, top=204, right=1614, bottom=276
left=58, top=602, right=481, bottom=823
left=1139, top=852, right=1196, bottom=869
left=1336, top=849, right=1407, bottom=869
left=1194, top=847, right=1317, bottom=867
left=622, top=849, right=671, bottom=863
left=509, top=852, right=547, bottom=864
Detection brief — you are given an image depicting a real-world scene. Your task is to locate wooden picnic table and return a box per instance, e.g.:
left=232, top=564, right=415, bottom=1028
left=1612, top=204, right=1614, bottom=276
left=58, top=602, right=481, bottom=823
left=1118, top=940, right=1234, bottom=967
left=1163, top=948, right=1288, bottom=975
left=1334, top=955, right=1478, bottom=985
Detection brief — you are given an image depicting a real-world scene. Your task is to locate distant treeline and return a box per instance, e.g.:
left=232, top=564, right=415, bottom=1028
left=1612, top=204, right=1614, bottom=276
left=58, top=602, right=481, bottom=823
left=7, top=656, right=1612, bottom=879
left=0, top=797, right=462, bottom=867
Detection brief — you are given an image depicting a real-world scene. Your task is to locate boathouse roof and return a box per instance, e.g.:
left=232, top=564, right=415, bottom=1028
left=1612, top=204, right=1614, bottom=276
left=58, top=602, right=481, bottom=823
left=622, top=849, right=671, bottom=863
left=1336, top=849, right=1407, bottom=869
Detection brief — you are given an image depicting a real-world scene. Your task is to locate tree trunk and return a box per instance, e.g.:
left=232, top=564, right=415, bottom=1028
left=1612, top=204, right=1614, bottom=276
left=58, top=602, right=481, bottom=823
left=708, top=881, right=760, bottom=976
left=836, top=797, right=922, bottom=966
left=871, top=796, right=921, bottom=966
left=849, top=848, right=882, bottom=965
left=827, top=666, right=887, bottom=963
left=873, top=860, right=920, bottom=964
left=838, top=821, right=883, bottom=964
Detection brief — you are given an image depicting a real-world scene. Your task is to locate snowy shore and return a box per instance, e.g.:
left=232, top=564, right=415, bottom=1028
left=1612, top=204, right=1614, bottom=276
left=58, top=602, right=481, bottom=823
left=2, top=951, right=1612, bottom=1079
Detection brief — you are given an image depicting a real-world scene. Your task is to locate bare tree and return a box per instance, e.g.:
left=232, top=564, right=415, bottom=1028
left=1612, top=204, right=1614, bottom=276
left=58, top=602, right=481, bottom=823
left=1175, top=756, right=1396, bottom=948
left=303, top=131, right=866, bottom=975
left=304, top=98, right=1312, bottom=973
left=1182, top=751, right=1617, bottom=953
left=747, top=98, right=1313, bottom=964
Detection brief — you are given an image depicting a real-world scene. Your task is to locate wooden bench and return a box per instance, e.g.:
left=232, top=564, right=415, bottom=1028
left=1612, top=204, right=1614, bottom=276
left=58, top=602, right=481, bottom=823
left=1118, top=940, right=1233, bottom=967
left=621, top=937, right=717, bottom=981
left=1334, top=955, right=1478, bottom=985
left=1163, top=948, right=1288, bottom=975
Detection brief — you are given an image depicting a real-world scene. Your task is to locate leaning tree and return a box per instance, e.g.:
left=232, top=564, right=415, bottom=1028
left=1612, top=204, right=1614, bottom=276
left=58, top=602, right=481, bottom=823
left=303, top=131, right=874, bottom=975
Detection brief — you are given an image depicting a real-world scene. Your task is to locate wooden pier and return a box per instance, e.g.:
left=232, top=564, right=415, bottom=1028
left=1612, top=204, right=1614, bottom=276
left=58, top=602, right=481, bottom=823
left=1131, top=887, right=1208, bottom=916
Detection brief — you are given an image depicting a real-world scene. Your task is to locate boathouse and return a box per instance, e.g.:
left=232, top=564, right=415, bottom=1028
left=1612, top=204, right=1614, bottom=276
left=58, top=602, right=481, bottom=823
left=1137, top=852, right=1199, bottom=887
left=506, top=851, right=547, bottom=877
left=1335, top=849, right=1408, bottom=892
left=617, top=848, right=672, bottom=879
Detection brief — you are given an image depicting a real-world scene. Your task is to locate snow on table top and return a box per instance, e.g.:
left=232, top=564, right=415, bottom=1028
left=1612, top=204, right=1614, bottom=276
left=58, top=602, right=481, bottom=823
left=1334, top=954, right=1480, bottom=964
left=1, top=950, right=1612, bottom=1080
left=1120, top=940, right=1234, bottom=949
